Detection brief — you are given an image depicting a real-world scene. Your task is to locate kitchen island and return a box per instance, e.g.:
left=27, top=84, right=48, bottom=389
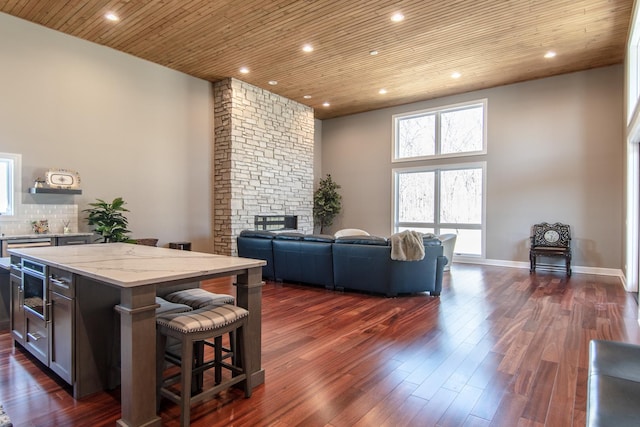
left=8, top=243, right=266, bottom=427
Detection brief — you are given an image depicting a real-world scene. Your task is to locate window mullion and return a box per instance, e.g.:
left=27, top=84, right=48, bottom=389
left=434, top=170, right=441, bottom=235
left=435, top=112, right=441, bottom=156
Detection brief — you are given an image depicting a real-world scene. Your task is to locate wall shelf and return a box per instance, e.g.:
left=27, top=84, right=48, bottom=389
left=29, top=187, right=82, bottom=195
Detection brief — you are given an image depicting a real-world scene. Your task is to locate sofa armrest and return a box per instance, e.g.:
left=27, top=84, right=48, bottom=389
left=237, top=235, right=275, bottom=279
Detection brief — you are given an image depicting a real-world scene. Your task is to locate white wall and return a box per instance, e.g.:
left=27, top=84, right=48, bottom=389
left=321, top=66, right=624, bottom=270
left=0, top=13, right=214, bottom=251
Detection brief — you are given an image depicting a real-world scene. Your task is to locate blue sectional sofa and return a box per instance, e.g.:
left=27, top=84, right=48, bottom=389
left=237, top=230, right=447, bottom=297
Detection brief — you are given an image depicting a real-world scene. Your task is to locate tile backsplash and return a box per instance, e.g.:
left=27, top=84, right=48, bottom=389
left=0, top=204, right=80, bottom=236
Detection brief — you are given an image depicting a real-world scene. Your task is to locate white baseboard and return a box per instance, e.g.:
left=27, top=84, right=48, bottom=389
left=453, top=257, right=625, bottom=280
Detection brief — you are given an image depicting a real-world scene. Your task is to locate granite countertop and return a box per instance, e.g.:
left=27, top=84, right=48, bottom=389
left=0, top=232, right=93, bottom=240
left=8, top=243, right=265, bottom=287
left=0, top=257, right=9, bottom=270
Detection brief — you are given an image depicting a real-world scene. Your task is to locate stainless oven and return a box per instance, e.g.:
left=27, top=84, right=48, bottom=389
left=22, top=259, right=48, bottom=320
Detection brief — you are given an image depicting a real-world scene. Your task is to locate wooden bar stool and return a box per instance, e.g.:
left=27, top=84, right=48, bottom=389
left=156, top=304, right=252, bottom=427
left=163, top=289, right=237, bottom=388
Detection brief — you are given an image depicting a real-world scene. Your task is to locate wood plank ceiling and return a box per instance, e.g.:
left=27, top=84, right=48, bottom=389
left=0, top=0, right=634, bottom=119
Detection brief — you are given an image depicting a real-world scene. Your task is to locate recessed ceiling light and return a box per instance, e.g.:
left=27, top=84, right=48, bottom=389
left=268, top=80, right=278, bottom=85
left=379, top=89, right=387, bottom=94
left=302, top=44, right=314, bottom=53
left=544, top=51, right=557, bottom=58
left=391, top=12, right=404, bottom=22
left=451, top=72, right=461, bottom=79
left=370, top=50, right=379, bottom=56
left=104, top=12, right=120, bottom=22
left=239, top=67, right=250, bottom=74
left=303, top=95, right=312, bottom=99
left=322, top=102, right=330, bottom=107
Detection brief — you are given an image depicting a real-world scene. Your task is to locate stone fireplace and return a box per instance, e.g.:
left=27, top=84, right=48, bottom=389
left=213, top=78, right=314, bottom=255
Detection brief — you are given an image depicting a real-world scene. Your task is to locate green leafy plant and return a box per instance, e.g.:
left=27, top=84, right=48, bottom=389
left=83, top=197, right=132, bottom=243
left=313, top=174, right=342, bottom=234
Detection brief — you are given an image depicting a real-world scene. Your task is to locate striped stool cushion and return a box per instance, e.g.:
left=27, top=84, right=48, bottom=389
left=156, top=304, right=248, bottom=334
left=164, top=288, right=235, bottom=309
left=155, top=297, right=193, bottom=315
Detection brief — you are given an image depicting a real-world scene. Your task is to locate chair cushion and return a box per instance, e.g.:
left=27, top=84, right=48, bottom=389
left=531, top=246, right=570, bottom=254
left=164, top=288, right=235, bottom=309
left=155, top=297, right=193, bottom=315
left=156, top=304, right=248, bottom=333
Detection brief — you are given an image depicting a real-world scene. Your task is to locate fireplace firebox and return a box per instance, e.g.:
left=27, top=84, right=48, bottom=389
left=254, top=215, right=297, bottom=231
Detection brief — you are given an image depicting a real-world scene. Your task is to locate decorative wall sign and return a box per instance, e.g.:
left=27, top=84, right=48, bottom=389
left=45, top=169, right=81, bottom=189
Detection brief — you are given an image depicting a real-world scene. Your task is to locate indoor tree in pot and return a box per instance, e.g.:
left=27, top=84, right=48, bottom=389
left=313, top=174, right=342, bottom=234
left=83, top=197, right=132, bottom=243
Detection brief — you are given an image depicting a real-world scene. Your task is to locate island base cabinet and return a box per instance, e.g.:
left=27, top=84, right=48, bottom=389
left=73, top=276, right=120, bottom=398
left=24, top=312, right=48, bottom=365
left=10, top=265, right=24, bottom=345
left=49, top=291, right=74, bottom=384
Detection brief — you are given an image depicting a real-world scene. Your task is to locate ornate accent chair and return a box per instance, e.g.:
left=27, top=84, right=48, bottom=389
left=529, top=222, right=572, bottom=276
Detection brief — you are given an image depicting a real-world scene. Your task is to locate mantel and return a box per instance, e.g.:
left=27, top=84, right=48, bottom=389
left=28, top=187, right=82, bottom=195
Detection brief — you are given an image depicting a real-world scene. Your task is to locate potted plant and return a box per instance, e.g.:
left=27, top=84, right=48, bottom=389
left=313, top=174, right=342, bottom=234
left=84, top=197, right=132, bottom=243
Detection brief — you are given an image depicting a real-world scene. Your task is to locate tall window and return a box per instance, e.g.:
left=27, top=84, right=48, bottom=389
left=393, top=99, right=487, bottom=161
left=0, top=153, right=21, bottom=216
left=393, top=100, right=487, bottom=257
left=393, top=163, right=485, bottom=256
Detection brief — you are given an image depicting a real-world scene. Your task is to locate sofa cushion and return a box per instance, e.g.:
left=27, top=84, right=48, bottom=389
left=303, top=234, right=335, bottom=243
left=587, top=340, right=640, bottom=427
left=589, top=340, right=640, bottom=384
left=335, top=235, right=388, bottom=246
left=273, top=237, right=334, bottom=288
left=239, top=230, right=276, bottom=239
left=274, top=232, right=305, bottom=240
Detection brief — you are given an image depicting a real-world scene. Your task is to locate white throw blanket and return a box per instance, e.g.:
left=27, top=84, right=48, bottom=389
left=390, top=230, right=425, bottom=261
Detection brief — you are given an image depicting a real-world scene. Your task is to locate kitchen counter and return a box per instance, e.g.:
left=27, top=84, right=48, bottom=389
left=0, top=232, right=93, bottom=240
left=9, top=243, right=265, bottom=427
left=8, top=243, right=264, bottom=287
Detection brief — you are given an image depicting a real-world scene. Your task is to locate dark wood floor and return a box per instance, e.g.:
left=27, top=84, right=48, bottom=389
left=1, top=264, right=639, bottom=426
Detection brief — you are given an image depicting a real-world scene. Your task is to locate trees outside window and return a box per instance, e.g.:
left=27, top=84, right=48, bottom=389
left=394, top=165, right=485, bottom=257
left=394, top=100, right=486, bottom=161
left=392, top=99, right=487, bottom=257
left=0, top=153, right=20, bottom=216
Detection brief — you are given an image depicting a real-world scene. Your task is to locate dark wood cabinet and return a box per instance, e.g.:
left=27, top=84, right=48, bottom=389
left=24, top=312, right=48, bottom=364
left=10, top=260, right=77, bottom=385
left=56, top=236, right=91, bottom=246
left=49, top=291, right=74, bottom=383
left=10, top=268, right=24, bottom=345
left=48, top=267, right=75, bottom=384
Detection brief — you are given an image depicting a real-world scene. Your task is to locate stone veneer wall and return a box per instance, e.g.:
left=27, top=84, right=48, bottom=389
left=213, top=78, right=315, bottom=255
